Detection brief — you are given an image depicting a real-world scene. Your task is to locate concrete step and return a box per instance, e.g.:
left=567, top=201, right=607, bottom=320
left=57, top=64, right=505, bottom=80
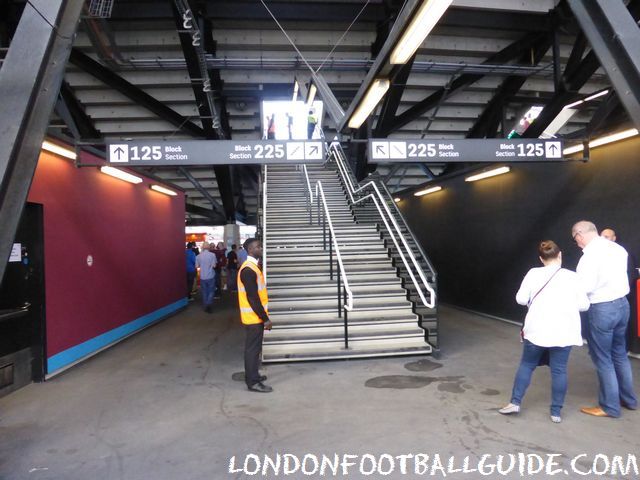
left=268, top=293, right=409, bottom=312
left=269, top=307, right=417, bottom=326
left=265, top=322, right=425, bottom=344
left=270, top=283, right=405, bottom=299
left=262, top=336, right=432, bottom=363
left=266, top=271, right=400, bottom=287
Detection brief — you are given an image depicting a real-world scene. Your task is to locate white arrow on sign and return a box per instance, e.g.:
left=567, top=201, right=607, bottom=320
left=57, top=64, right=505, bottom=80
left=304, top=142, right=323, bottom=160
left=545, top=141, right=562, bottom=158
left=372, top=141, right=389, bottom=159
left=109, top=144, right=129, bottom=163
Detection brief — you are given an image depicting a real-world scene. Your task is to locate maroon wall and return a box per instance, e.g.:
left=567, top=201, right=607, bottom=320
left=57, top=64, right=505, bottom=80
left=27, top=149, right=185, bottom=364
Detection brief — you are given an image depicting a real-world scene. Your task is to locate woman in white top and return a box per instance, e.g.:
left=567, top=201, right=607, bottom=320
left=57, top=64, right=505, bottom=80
left=499, top=240, right=590, bottom=423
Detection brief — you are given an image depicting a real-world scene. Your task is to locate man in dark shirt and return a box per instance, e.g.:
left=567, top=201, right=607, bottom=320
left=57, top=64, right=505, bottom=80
left=238, top=238, right=272, bottom=393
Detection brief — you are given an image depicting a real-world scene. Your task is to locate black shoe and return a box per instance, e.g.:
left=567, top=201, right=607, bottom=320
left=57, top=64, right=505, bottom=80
left=259, top=375, right=267, bottom=382
left=248, top=382, right=273, bottom=393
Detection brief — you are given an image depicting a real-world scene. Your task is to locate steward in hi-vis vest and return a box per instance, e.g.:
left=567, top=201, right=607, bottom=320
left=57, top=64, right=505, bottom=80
left=237, top=238, right=273, bottom=393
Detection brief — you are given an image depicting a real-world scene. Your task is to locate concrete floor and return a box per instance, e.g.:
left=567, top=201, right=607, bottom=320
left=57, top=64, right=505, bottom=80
left=1, top=297, right=638, bottom=480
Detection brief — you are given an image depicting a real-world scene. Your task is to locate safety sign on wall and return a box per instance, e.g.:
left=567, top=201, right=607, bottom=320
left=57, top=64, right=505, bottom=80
left=368, top=139, right=564, bottom=163
left=107, top=140, right=325, bottom=165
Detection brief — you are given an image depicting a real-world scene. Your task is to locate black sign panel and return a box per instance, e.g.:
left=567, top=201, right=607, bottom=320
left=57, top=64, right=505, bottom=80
left=368, top=139, right=565, bottom=163
left=107, top=140, right=325, bottom=165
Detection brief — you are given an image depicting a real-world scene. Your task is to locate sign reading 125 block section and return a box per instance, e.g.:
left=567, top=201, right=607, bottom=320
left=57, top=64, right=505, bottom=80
left=107, top=140, right=325, bottom=165
left=368, top=139, right=564, bottom=163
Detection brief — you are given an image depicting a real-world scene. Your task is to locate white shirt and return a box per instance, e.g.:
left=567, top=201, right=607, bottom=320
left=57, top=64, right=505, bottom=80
left=196, top=250, right=217, bottom=280
left=576, top=236, right=630, bottom=303
left=516, top=266, right=590, bottom=347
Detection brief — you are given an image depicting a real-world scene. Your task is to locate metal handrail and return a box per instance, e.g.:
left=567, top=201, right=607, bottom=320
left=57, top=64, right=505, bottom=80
left=330, top=143, right=436, bottom=309
left=262, top=165, right=268, bottom=282
left=315, top=181, right=354, bottom=312
left=377, top=179, right=438, bottom=277
left=302, top=164, right=314, bottom=223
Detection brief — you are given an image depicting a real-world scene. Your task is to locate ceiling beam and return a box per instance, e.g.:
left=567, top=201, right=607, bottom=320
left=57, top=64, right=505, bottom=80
left=58, top=81, right=101, bottom=140
left=69, top=49, right=206, bottom=138
left=381, top=31, right=548, bottom=136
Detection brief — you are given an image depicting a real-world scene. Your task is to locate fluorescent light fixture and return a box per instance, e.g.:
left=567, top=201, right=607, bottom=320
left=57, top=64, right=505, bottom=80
left=394, top=197, right=401, bottom=202
left=348, top=78, right=390, bottom=129
left=42, top=140, right=77, bottom=160
left=563, top=90, right=609, bottom=110
left=292, top=79, right=299, bottom=102
left=414, top=186, right=442, bottom=196
left=540, top=108, right=577, bottom=139
left=390, top=0, right=453, bottom=65
left=563, top=128, right=639, bottom=155
left=563, top=99, right=584, bottom=110
left=150, top=184, right=178, bottom=196
left=306, top=83, right=317, bottom=106
left=465, top=166, right=510, bottom=182
left=100, top=166, right=143, bottom=184
left=584, top=89, right=609, bottom=102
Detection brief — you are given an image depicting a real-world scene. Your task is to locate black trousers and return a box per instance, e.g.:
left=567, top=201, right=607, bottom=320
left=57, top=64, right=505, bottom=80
left=186, top=271, right=196, bottom=298
left=244, top=323, right=264, bottom=387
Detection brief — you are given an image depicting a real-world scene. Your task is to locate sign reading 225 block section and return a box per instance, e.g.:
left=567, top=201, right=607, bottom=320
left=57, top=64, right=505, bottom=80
left=368, top=139, right=564, bottom=163
left=107, top=140, right=325, bottom=165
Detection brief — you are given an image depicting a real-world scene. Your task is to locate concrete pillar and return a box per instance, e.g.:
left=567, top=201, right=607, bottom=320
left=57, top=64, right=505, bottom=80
left=224, top=223, right=240, bottom=249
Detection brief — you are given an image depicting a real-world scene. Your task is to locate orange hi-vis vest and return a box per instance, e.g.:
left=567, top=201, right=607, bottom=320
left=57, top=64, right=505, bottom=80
left=237, top=260, right=269, bottom=325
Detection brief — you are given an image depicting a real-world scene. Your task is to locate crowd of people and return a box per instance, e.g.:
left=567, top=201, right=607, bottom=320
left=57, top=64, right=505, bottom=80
left=184, top=240, right=246, bottom=312
left=499, top=220, right=638, bottom=423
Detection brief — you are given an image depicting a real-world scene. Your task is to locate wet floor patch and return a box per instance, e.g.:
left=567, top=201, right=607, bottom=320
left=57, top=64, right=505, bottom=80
left=365, top=375, right=465, bottom=389
left=480, top=388, right=500, bottom=396
left=231, top=372, right=245, bottom=382
left=438, top=381, right=465, bottom=393
left=404, top=359, right=443, bottom=372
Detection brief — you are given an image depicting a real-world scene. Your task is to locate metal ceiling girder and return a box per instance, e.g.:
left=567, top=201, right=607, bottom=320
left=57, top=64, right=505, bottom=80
left=0, top=0, right=84, bottom=283
left=467, top=33, right=553, bottom=138
left=380, top=31, right=548, bottom=136
left=186, top=202, right=222, bottom=221
left=69, top=49, right=206, bottom=137
left=179, top=167, right=224, bottom=218
left=58, top=81, right=101, bottom=140
left=338, top=0, right=423, bottom=133
left=568, top=0, right=640, bottom=130
left=374, top=55, right=416, bottom=137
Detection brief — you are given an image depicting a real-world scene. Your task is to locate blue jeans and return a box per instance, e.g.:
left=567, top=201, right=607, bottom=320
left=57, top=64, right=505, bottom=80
left=586, top=298, right=638, bottom=417
left=200, top=277, right=215, bottom=308
left=511, top=340, right=572, bottom=417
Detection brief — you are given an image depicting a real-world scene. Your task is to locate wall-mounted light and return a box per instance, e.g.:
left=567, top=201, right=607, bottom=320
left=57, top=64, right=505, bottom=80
left=150, top=184, right=178, bottom=196
left=465, top=166, right=510, bottom=182
left=306, top=83, right=317, bottom=106
left=414, top=186, right=442, bottom=196
left=42, top=140, right=77, bottom=160
left=390, top=0, right=452, bottom=65
left=348, top=78, right=390, bottom=129
left=99, top=166, right=143, bottom=184
left=394, top=197, right=401, bottom=202
left=563, top=128, right=639, bottom=155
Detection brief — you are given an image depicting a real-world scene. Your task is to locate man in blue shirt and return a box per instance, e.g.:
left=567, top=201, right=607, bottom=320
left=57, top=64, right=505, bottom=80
left=196, top=243, right=217, bottom=313
left=185, top=242, right=196, bottom=300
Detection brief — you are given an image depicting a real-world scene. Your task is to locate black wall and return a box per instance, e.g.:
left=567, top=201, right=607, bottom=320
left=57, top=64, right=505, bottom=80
left=400, top=136, right=640, bottom=321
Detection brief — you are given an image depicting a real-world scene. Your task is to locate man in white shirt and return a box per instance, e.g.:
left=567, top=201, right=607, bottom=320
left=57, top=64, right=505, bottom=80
left=572, top=221, right=638, bottom=417
left=196, top=242, right=217, bottom=313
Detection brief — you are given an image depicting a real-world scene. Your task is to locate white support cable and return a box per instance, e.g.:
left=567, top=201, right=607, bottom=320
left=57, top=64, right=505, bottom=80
left=315, top=181, right=354, bottom=311
left=331, top=144, right=435, bottom=308
left=262, top=165, right=268, bottom=283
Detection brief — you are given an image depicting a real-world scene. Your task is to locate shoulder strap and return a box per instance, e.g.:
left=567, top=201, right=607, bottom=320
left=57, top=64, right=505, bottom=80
left=528, top=268, right=561, bottom=307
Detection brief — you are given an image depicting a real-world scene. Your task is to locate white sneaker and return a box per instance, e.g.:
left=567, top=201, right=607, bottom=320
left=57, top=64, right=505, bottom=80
left=550, top=415, right=562, bottom=423
left=498, top=403, right=520, bottom=415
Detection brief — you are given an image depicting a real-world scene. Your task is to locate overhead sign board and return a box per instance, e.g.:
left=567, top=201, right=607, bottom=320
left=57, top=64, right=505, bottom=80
left=107, top=140, right=325, bottom=165
left=368, top=139, right=564, bottom=163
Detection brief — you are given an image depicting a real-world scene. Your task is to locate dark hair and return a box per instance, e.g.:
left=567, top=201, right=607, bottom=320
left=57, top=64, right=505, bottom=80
left=232, top=244, right=237, bottom=249
left=538, top=240, right=560, bottom=260
left=186, top=242, right=195, bottom=248
left=243, top=238, right=259, bottom=251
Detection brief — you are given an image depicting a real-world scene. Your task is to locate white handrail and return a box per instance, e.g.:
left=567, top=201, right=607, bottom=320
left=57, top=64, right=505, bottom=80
left=315, top=181, right=354, bottom=311
left=331, top=144, right=436, bottom=308
left=302, top=164, right=314, bottom=203
left=262, top=164, right=268, bottom=283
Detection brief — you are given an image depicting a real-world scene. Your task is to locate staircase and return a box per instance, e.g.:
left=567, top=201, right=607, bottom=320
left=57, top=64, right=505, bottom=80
left=262, top=161, right=434, bottom=362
